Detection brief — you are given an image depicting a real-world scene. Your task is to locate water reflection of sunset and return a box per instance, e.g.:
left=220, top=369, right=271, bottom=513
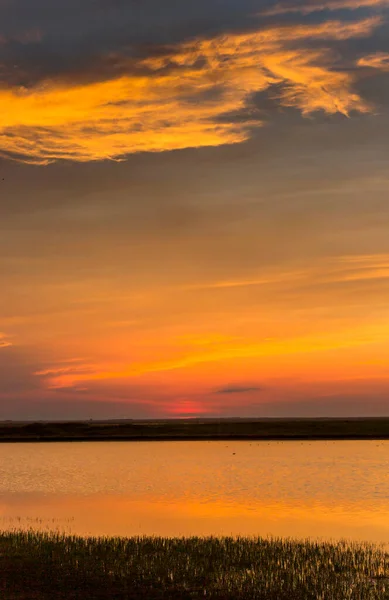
left=2, top=494, right=389, bottom=545
left=1, top=441, right=389, bottom=544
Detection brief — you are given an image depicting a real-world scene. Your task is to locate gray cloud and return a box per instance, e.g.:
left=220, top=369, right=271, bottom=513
left=0, top=0, right=386, bottom=93
left=0, top=0, right=264, bottom=88
left=215, top=385, right=264, bottom=395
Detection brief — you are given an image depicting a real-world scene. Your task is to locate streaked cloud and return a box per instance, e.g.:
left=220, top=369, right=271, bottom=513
left=35, top=318, right=389, bottom=390
left=36, top=365, right=97, bottom=378
left=186, top=271, right=308, bottom=291
left=185, top=254, right=389, bottom=292
left=0, top=15, right=381, bottom=164
left=263, top=0, right=389, bottom=16
left=34, top=252, right=389, bottom=390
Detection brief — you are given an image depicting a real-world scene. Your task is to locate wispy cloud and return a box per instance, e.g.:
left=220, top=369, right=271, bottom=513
left=185, top=271, right=307, bottom=291
left=358, top=52, right=389, bottom=70
left=186, top=255, right=389, bottom=292
left=35, top=323, right=389, bottom=389
left=0, top=16, right=381, bottom=164
left=32, top=253, right=389, bottom=389
left=325, top=254, right=389, bottom=283
left=263, top=0, right=389, bottom=16
left=35, top=361, right=99, bottom=382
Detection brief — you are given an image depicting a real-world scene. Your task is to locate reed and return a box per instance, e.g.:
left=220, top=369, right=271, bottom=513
left=1, top=531, right=388, bottom=599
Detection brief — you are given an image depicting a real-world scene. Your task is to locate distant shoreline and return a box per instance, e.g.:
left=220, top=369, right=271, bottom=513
left=1, top=417, right=388, bottom=442
left=1, top=436, right=389, bottom=443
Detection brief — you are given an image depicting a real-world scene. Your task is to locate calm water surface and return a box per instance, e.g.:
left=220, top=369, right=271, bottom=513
left=1, top=441, right=389, bottom=543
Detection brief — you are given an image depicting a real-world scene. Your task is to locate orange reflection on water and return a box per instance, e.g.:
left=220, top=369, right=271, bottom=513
left=2, top=493, right=389, bottom=545
left=1, top=441, right=389, bottom=545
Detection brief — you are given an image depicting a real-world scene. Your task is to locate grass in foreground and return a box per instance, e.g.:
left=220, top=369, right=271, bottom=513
left=0, top=532, right=388, bottom=599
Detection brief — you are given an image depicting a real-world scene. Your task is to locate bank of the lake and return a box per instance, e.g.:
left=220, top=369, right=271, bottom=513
left=1, top=532, right=388, bottom=599
left=1, top=418, right=389, bottom=442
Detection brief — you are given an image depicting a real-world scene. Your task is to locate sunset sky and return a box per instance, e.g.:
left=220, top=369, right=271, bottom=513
left=1, top=0, right=389, bottom=419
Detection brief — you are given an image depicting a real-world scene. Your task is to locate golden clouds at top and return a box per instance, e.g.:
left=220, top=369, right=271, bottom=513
left=0, top=16, right=382, bottom=164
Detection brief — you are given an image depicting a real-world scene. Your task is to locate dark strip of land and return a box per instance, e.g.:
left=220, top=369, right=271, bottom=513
left=1, top=532, right=388, bottom=600
left=0, top=417, right=388, bottom=442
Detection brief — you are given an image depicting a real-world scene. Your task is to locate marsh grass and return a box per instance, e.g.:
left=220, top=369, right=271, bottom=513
left=1, top=531, right=388, bottom=599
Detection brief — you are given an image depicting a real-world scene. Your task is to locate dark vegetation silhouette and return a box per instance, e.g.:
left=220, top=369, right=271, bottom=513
left=1, top=532, right=388, bottom=600
left=0, top=418, right=388, bottom=442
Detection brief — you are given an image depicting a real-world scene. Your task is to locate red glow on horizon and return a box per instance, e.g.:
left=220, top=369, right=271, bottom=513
left=167, top=399, right=211, bottom=418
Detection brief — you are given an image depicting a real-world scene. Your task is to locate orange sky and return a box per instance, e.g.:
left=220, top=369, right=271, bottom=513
left=1, top=0, right=389, bottom=418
